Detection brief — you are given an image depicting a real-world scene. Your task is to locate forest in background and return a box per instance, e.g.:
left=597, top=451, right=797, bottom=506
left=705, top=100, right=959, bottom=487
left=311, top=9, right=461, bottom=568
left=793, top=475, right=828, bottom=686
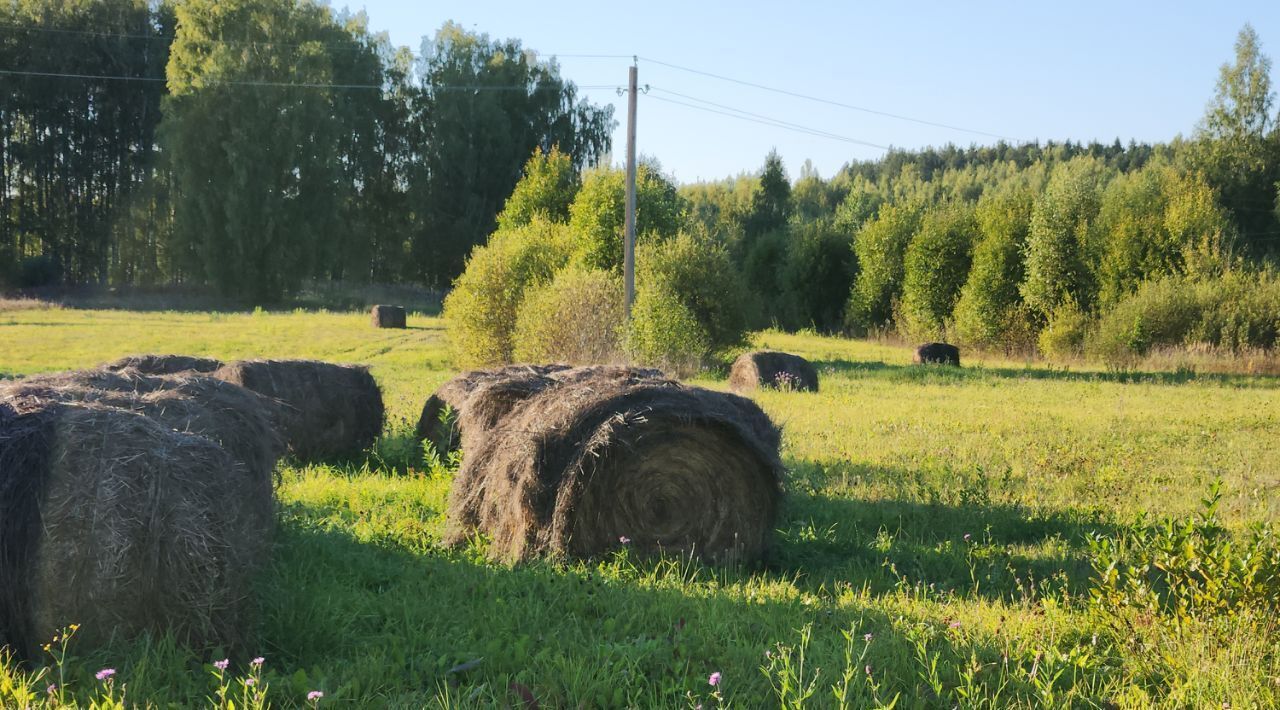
left=3, top=1, right=1279, bottom=363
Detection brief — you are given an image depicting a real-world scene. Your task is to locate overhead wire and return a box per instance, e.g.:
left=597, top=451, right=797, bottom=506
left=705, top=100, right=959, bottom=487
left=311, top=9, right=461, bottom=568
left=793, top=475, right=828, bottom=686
left=0, top=68, right=616, bottom=92
left=647, top=88, right=889, bottom=149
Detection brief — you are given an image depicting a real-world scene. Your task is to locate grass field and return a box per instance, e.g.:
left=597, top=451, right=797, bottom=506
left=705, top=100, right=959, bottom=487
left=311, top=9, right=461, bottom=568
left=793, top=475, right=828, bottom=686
left=3, top=303, right=1280, bottom=708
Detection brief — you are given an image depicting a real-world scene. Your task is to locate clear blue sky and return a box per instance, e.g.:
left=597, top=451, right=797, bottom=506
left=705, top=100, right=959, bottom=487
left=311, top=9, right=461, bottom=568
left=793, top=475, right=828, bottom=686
left=349, top=1, right=1280, bottom=184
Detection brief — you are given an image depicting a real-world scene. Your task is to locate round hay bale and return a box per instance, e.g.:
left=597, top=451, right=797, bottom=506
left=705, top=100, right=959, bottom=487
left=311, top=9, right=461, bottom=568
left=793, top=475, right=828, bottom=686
left=444, top=367, right=782, bottom=565
left=414, top=365, right=663, bottom=454
left=102, top=354, right=224, bottom=376
left=1, top=369, right=284, bottom=500
left=371, top=305, right=407, bottom=329
left=0, top=398, right=270, bottom=659
left=214, top=359, right=383, bottom=461
left=914, top=342, right=961, bottom=366
left=728, top=351, right=819, bottom=393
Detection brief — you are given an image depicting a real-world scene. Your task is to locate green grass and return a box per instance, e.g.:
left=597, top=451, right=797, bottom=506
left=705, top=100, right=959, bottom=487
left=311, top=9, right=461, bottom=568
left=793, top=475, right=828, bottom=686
left=3, top=306, right=1280, bottom=707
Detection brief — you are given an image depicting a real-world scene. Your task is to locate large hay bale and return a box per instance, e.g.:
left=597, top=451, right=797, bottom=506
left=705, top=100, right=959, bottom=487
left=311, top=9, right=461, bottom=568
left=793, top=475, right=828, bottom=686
left=214, top=359, right=383, bottom=461
left=1, top=369, right=284, bottom=496
left=914, top=342, right=961, bottom=366
left=444, top=366, right=782, bottom=565
left=102, top=354, right=224, bottom=376
left=0, top=398, right=270, bottom=660
left=728, top=351, right=819, bottom=393
left=371, top=305, right=407, bottom=329
left=414, top=364, right=663, bottom=454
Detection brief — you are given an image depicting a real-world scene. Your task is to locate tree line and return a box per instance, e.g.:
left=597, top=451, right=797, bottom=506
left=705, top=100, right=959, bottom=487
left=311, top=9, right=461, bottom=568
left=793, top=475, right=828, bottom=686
left=0, top=0, right=613, bottom=301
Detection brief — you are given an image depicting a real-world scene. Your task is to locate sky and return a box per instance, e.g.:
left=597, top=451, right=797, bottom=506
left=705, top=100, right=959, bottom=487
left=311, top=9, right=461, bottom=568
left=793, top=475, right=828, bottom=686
left=349, top=1, right=1280, bottom=184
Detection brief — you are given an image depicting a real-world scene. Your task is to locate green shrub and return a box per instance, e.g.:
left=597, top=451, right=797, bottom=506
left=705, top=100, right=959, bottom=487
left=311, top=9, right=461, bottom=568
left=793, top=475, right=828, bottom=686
left=442, top=218, right=574, bottom=366
left=954, top=185, right=1034, bottom=349
left=567, top=162, right=681, bottom=271
left=625, top=285, right=710, bottom=376
left=1037, top=298, right=1090, bottom=359
left=846, top=201, right=922, bottom=333
left=1021, top=156, right=1108, bottom=317
left=496, top=147, right=580, bottom=230
left=1088, top=277, right=1200, bottom=364
left=635, top=231, right=749, bottom=353
left=777, top=220, right=856, bottom=333
left=513, top=267, right=623, bottom=364
left=898, top=204, right=977, bottom=339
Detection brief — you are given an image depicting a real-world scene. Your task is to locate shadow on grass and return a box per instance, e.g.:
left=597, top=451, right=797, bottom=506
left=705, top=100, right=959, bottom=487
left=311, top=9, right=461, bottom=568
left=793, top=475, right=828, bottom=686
left=813, top=358, right=1280, bottom=388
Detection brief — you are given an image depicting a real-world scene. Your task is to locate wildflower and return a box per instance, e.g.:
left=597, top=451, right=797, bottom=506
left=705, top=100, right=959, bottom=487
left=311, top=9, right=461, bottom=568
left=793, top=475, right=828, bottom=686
left=46, top=684, right=56, bottom=695
left=252, top=656, right=265, bottom=666
left=864, top=664, right=873, bottom=676
left=963, top=533, right=972, bottom=542
left=708, top=671, right=721, bottom=687
left=214, top=658, right=229, bottom=671
left=96, top=668, right=116, bottom=681
left=949, top=620, right=962, bottom=629
left=863, top=632, right=873, bottom=642
left=619, top=536, right=631, bottom=545
left=245, top=678, right=257, bottom=687
left=308, top=690, right=325, bottom=701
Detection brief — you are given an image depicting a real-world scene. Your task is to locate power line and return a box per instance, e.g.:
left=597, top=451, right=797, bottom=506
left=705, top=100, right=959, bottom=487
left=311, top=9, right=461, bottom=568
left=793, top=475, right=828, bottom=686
left=0, top=68, right=615, bottom=92
left=638, top=55, right=1015, bottom=142
left=650, top=87, right=889, bottom=149
left=646, top=93, right=890, bottom=150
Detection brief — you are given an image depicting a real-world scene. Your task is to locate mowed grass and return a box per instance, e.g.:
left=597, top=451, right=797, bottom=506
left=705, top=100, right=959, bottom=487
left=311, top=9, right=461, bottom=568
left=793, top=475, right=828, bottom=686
left=3, top=304, right=1280, bottom=707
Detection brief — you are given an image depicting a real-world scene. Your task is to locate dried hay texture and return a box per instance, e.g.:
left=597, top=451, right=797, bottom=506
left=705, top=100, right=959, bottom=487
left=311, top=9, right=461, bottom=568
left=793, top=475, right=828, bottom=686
left=914, top=342, right=961, bottom=366
left=371, top=305, right=407, bottom=329
left=2, top=369, right=284, bottom=492
left=0, top=398, right=270, bottom=659
left=214, top=359, right=383, bottom=461
left=444, top=366, right=782, bottom=565
left=102, top=354, right=224, bottom=376
left=728, top=351, right=820, bottom=393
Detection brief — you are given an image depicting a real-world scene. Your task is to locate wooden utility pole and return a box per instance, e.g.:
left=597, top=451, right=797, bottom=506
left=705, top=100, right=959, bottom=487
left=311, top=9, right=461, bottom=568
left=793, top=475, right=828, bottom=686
left=623, top=62, right=638, bottom=317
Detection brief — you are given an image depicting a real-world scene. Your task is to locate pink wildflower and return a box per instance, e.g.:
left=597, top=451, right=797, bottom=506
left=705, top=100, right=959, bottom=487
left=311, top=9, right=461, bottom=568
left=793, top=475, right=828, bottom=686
left=708, top=671, right=721, bottom=686
left=95, top=668, right=115, bottom=681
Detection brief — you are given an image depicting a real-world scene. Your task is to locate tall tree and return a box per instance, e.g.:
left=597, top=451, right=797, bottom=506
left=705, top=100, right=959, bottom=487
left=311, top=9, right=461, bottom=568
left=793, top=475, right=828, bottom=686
left=743, top=150, right=792, bottom=242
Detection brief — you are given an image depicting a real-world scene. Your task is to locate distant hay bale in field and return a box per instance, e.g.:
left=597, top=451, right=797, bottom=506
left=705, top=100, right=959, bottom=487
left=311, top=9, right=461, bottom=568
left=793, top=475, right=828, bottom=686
left=0, top=398, right=271, bottom=660
left=728, top=351, right=819, bottom=393
left=414, top=364, right=664, bottom=454
left=914, top=342, right=961, bottom=366
left=2, top=369, right=284, bottom=492
left=371, top=305, right=407, bottom=329
left=214, top=359, right=383, bottom=461
left=102, top=354, right=224, bottom=376
left=444, top=366, right=782, bottom=565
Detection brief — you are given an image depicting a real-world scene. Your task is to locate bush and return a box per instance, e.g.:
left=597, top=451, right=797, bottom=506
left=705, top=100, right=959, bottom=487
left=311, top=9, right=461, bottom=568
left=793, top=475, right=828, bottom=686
left=1038, top=298, right=1090, bottom=359
left=442, top=218, right=574, bottom=366
left=777, top=220, right=856, bottom=332
left=898, top=204, right=977, bottom=339
left=635, top=231, right=749, bottom=352
left=513, top=267, right=624, bottom=364
left=1088, top=271, right=1280, bottom=365
left=567, top=162, right=681, bottom=271
left=626, top=286, right=710, bottom=376
left=846, top=201, right=922, bottom=333
left=953, top=185, right=1034, bottom=349
left=496, top=147, right=580, bottom=230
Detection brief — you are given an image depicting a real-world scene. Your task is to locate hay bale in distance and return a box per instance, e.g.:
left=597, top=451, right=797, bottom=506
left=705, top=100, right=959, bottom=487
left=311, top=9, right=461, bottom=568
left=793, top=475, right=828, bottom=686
left=215, top=359, right=383, bottom=461
left=102, top=354, right=224, bottom=376
left=444, top=366, right=782, bottom=565
left=728, top=351, right=819, bottom=393
left=0, top=398, right=271, bottom=660
left=914, top=342, right=961, bottom=366
left=371, top=305, right=407, bottom=329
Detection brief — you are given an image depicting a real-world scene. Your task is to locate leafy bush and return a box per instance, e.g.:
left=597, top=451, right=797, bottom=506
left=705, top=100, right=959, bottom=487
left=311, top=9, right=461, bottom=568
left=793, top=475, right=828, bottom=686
left=1021, top=156, right=1108, bottom=317
left=1037, top=298, right=1090, bottom=359
left=513, top=267, right=623, bottom=364
left=846, top=201, right=922, bottom=333
left=898, top=204, right=977, bottom=339
left=567, top=162, right=681, bottom=271
left=954, top=185, right=1034, bottom=349
left=496, top=147, right=580, bottom=230
left=442, top=218, right=574, bottom=366
left=777, top=220, right=856, bottom=332
left=635, top=231, right=749, bottom=352
left=1089, top=481, right=1280, bottom=621
left=1089, top=271, right=1280, bottom=364
left=625, top=286, right=709, bottom=376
